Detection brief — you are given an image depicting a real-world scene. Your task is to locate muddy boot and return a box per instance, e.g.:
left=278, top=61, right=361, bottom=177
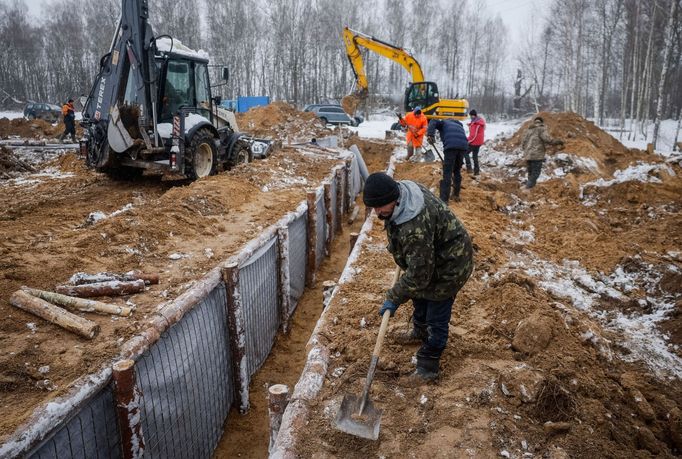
left=452, top=194, right=461, bottom=202
left=400, top=356, right=439, bottom=387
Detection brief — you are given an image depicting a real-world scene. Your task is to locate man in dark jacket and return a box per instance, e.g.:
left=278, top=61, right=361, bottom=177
left=426, top=119, right=469, bottom=202
left=59, top=99, right=76, bottom=143
left=363, top=172, right=474, bottom=382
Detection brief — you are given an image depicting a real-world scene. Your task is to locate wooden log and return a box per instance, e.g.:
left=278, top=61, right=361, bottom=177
left=344, top=157, right=353, bottom=215
left=223, top=263, right=249, bottom=413
left=55, top=279, right=145, bottom=298
left=69, top=271, right=159, bottom=285
left=268, top=384, right=290, bottom=454
left=324, top=182, right=332, bottom=252
left=349, top=232, right=359, bottom=255
left=335, top=168, right=344, bottom=235
left=10, top=290, right=99, bottom=339
left=21, top=287, right=133, bottom=316
left=305, top=191, right=317, bottom=287
left=112, top=359, right=145, bottom=459
left=277, top=226, right=291, bottom=333
left=646, top=143, right=654, bottom=154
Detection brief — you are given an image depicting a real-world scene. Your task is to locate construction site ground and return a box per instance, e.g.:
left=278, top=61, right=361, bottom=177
left=1, top=108, right=680, bottom=458
left=281, top=113, right=682, bottom=458
left=0, top=104, right=396, bottom=445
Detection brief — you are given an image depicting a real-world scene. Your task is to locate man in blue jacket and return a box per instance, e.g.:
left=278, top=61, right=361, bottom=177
left=427, top=119, right=469, bottom=202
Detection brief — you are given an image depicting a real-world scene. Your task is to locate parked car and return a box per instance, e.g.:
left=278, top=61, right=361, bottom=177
left=24, top=102, right=62, bottom=122
left=304, top=104, right=354, bottom=126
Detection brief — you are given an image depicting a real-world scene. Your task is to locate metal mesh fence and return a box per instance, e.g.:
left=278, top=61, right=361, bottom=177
left=135, top=283, right=232, bottom=459
left=28, top=385, right=121, bottom=459
left=240, top=237, right=280, bottom=377
left=19, top=156, right=365, bottom=459
left=287, top=213, right=308, bottom=313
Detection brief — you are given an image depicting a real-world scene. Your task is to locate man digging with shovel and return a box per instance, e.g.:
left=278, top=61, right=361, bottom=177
left=363, top=172, right=474, bottom=383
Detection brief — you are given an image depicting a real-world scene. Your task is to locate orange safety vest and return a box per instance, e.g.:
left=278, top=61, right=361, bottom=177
left=401, top=112, right=428, bottom=147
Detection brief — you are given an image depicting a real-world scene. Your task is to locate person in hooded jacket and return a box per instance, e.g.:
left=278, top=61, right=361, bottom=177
left=59, top=99, right=76, bottom=143
left=363, top=172, right=474, bottom=382
left=399, top=107, right=428, bottom=161
left=426, top=118, right=469, bottom=202
left=521, top=116, right=564, bottom=188
left=465, top=109, right=485, bottom=175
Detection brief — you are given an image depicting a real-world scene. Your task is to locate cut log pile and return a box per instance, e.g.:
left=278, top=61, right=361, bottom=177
left=9, top=271, right=158, bottom=339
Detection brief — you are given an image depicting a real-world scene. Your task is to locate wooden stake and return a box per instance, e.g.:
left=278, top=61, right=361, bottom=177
left=10, top=290, right=100, bottom=339
left=55, top=279, right=145, bottom=298
left=21, top=287, right=132, bottom=316
left=344, top=158, right=353, bottom=215
left=277, top=226, right=291, bottom=333
left=268, top=384, right=290, bottom=454
left=349, top=232, right=359, bottom=255
left=223, top=263, right=249, bottom=413
left=335, top=169, right=344, bottom=235
left=112, top=359, right=145, bottom=459
left=324, top=182, right=332, bottom=252
left=305, top=191, right=317, bottom=287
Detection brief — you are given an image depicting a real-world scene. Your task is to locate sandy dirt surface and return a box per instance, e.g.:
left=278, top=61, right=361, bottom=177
left=0, top=106, right=393, bottom=442
left=0, top=117, right=83, bottom=141
left=287, top=113, right=682, bottom=458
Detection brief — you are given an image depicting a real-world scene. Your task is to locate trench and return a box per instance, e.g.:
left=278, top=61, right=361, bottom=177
left=213, top=200, right=365, bottom=458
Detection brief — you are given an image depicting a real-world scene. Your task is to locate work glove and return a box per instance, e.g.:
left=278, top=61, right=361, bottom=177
left=378, top=300, right=398, bottom=317
left=427, top=135, right=435, bottom=144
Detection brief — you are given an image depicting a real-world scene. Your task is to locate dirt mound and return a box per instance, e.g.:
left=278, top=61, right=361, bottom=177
left=502, top=112, right=649, bottom=173
left=0, top=117, right=61, bottom=139
left=341, top=95, right=362, bottom=116
left=235, top=101, right=329, bottom=141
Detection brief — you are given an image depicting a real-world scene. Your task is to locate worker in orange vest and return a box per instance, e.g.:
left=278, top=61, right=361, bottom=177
left=399, top=107, right=428, bottom=161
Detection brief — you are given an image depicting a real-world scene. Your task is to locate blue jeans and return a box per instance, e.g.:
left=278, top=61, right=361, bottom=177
left=465, top=145, right=480, bottom=174
left=412, top=297, right=455, bottom=360
left=440, top=148, right=466, bottom=201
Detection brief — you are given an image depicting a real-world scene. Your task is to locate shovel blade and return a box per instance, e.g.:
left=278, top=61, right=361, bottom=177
left=333, top=394, right=382, bottom=440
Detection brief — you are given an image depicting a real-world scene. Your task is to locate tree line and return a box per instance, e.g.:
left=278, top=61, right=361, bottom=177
left=0, top=0, right=680, bottom=130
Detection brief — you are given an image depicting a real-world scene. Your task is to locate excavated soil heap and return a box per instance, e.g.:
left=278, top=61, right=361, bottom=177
left=235, top=101, right=330, bottom=141
left=0, top=117, right=82, bottom=140
left=288, top=119, right=682, bottom=457
left=501, top=111, right=651, bottom=174
left=0, top=146, right=36, bottom=177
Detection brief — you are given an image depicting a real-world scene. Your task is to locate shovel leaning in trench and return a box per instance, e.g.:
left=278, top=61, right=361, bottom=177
left=334, top=268, right=400, bottom=440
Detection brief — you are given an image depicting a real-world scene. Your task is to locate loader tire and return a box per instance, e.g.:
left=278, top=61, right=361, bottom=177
left=233, top=141, right=253, bottom=165
left=186, top=129, right=217, bottom=180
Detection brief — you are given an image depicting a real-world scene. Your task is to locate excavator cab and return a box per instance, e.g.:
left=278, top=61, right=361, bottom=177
left=404, top=82, right=440, bottom=114
left=159, top=59, right=212, bottom=122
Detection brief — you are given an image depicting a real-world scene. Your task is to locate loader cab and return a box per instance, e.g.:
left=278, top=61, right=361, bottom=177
left=404, top=82, right=439, bottom=114
left=158, top=56, right=212, bottom=122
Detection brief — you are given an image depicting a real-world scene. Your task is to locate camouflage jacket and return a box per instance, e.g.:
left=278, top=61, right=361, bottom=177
left=522, top=123, right=562, bottom=160
left=385, top=184, right=473, bottom=304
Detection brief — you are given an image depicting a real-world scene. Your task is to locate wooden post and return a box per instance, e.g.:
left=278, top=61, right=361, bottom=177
left=268, top=384, right=290, bottom=454
left=335, top=169, right=344, bottom=235
left=10, top=290, right=100, bottom=339
left=344, top=157, right=353, bottom=215
left=646, top=143, right=654, bottom=154
left=276, top=226, right=291, bottom=333
left=21, top=287, right=132, bottom=316
left=112, top=359, right=145, bottom=459
left=305, top=191, right=317, bottom=287
left=223, top=263, right=249, bottom=413
left=349, top=232, right=359, bottom=255
left=324, top=182, right=332, bottom=253
left=322, top=281, right=336, bottom=308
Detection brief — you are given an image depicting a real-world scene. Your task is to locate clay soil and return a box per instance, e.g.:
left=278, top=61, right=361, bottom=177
left=290, top=113, right=682, bottom=458
left=0, top=109, right=394, bottom=443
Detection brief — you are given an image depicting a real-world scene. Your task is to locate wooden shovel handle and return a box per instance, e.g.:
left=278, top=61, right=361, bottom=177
left=372, top=267, right=402, bottom=358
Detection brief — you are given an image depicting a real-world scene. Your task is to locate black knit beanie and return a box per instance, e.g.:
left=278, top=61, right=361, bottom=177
left=363, top=172, right=400, bottom=207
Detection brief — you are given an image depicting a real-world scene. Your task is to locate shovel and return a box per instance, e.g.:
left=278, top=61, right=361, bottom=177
left=334, top=268, right=400, bottom=440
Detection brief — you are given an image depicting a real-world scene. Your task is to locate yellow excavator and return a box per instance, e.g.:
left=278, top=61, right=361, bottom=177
left=342, top=26, right=468, bottom=120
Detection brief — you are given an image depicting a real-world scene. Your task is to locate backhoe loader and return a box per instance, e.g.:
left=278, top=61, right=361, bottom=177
left=80, top=0, right=271, bottom=179
left=342, top=27, right=468, bottom=120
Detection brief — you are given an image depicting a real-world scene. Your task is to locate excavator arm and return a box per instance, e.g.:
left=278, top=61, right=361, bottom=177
left=82, top=0, right=158, bottom=165
left=343, top=26, right=425, bottom=97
